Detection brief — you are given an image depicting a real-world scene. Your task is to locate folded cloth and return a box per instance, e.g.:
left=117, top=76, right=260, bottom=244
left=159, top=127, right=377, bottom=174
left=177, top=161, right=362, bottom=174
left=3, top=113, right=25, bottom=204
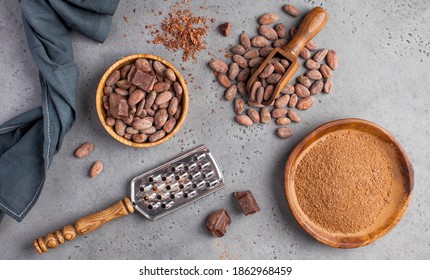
left=0, top=0, right=119, bottom=222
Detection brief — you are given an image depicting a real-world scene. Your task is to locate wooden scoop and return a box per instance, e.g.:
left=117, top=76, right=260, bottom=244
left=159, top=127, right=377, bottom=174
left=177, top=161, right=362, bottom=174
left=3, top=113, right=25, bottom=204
left=247, top=7, right=329, bottom=105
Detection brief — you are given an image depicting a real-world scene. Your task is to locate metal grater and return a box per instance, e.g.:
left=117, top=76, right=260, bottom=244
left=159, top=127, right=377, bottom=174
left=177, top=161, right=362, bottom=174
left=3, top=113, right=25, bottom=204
left=130, top=145, right=224, bottom=220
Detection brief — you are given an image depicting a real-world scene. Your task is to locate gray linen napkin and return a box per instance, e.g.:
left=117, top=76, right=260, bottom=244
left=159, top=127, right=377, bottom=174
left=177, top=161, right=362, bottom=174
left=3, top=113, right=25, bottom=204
left=0, top=0, right=119, bottom=222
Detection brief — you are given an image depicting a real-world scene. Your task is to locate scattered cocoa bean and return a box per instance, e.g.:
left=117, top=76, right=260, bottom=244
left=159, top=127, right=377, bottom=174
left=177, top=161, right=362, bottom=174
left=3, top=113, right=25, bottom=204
left=217, top=73, right=231, bottom=88
left=272, top=60, right=286, bottom=74
left=234, top=98, right=245, bottom=114
left=256, top=87, right=264, bottom=104
left=295, top=84, right=310, bottom=98
left=275, top=94, right=290, bottom=108
left=89, top=161, right=103, bottom=178
left=276, top=117, right=291, bottom=125
left=282, top=4, right=300, bottom=17
left=275, top=23, right=287, bottom=39
left=264, top=85, right=274, bottom=100
left=326, top=50, right=338, bottom=70
left=251, top=36, right=270, bottom=48
left=273, top=39, right=287, bottom=48
left=232, top=54, right=248, bottom=68
left=296, top=96, right=315, bottom=110
left=247, top=108, right=260, bottom=123
left=299, top=48, right=311, bottom=59
left=313, top=49, right=328, bottom=62
left=235, top=115, right=253, bottom=127
left=287, top=110, right=301, bottom=123
left=228, top=63, right=240, bottom=80
left=323, top=79, right=333, bottom=94
left=224, top=85, right=238, bottom=101
left=258, top=13, right=279, bottom=25
left=237, top=68, right=251, bottom=82
left=306, top=69, right=323, bottom=80
left=209, top=59, right=228, bottom=73
left=230, top=45, right=246, bottom=55
left=305, top=59, right=320, bottom=70
left=260, top=107, right=271, bottom=124
left=243, top=49, right=260, bottom=59
left=266, top=73, right=282, bottom=84
left=237, top=82, right=247, bottom=96
left=259, top=47, right=274, bottom=57
left=239, top=33, right=251, bottom=50
left=282, top=84, right=295, bottom=94
left=288, top=94, right=298, bottom=108
left=305, top=40, right=318, bottom=51
left=74, top=142, right=94, bottom=158
left=319, top=64, right=333, bottom=79
left=259, top=25, right=278, bottom=40
left=271, top=107, right=287, bottom=118
left=296, top=75, right=312, bottom=88
left=259, top=63, right=275, bottom=79
left=248, top=57, right=264, bottom=68
left=276, top=127, right=294, bottom=139
left=310, top=80, right=324, bottom=95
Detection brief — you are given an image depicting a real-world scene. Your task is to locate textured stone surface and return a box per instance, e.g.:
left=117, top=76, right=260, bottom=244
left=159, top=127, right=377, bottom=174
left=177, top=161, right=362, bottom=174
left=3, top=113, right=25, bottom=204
left=0, top=0, right=429, bottom=259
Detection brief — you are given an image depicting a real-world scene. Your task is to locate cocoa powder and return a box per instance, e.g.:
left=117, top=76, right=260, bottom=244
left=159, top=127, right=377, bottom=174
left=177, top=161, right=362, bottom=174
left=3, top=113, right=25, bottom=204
left=294, top=129, right=396, bottom=234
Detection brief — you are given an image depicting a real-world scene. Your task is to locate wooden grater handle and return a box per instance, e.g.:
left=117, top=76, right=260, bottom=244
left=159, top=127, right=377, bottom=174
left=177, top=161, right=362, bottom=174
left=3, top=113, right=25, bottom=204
left=283, top=7, right=329, bottom=59
left=34, top=197, right=134, bottom=254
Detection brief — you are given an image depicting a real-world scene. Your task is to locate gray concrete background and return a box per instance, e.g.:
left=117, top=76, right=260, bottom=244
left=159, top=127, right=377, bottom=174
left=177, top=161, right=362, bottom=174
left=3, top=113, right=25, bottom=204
left=0, top=0, right=429, bottom=259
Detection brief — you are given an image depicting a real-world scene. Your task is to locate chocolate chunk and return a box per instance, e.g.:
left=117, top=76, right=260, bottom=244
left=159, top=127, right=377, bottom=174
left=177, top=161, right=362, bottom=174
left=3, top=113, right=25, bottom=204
left=206, top=209, right=231, bottom=237
left=218, top=22, right=231, bottom=37
left=109, top=94, right=129, bottom=119
left=130, top=69, right=156, bottom=92
left=233, top=190, right=260, bottom=215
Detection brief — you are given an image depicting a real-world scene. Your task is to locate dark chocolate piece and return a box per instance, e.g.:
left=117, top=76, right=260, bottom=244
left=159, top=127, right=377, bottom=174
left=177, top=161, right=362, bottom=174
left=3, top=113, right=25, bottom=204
left=233, top=190, right=260, bottom=215
left=109, top=94, right=129, bottom=118
left=206, top=209, right=231, bottom=237
left=130, top=68, right=156, bottom=92
left=219, top=22, right=231, bottom=37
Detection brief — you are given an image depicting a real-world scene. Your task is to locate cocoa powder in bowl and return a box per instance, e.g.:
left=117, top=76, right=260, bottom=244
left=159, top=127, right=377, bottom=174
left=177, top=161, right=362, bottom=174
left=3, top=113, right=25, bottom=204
left=293, top=128, right=408, bottom=235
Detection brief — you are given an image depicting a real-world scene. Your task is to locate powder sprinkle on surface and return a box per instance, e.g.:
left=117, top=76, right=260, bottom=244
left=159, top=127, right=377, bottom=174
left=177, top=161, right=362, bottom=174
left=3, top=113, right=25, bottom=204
left=294, top=129, right=394, bottom=234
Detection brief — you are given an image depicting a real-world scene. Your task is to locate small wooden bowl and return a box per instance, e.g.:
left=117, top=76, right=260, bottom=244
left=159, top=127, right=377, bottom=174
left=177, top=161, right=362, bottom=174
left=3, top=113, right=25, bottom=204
left=284, top=118, right=414, bottom=248
left=96, top=54, right=189, bottom=148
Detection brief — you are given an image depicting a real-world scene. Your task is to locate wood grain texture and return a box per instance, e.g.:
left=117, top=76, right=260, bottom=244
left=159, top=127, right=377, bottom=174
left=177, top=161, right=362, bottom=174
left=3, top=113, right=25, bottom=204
left=95, top=54, right=189, bottom=148
left=33, top=198, right=134, bottom=254
left=247, top=7, right=329, bottom=105
left=284, top=118, right=414, bottom=248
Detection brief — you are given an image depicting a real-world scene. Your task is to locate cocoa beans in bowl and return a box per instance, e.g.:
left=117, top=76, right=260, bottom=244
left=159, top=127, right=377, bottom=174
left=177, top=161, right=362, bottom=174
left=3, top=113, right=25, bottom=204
left=96, top=54, right=188, bottom=148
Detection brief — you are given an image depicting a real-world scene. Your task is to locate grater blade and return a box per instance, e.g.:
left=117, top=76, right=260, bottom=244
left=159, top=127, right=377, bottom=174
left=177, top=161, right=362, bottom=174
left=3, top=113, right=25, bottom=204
left=130, top=145, right=224, bottom=221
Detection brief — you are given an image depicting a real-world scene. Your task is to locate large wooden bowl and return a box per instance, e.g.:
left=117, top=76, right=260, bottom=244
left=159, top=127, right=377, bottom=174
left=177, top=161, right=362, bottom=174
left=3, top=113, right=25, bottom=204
left=284, top=118, right=414, bottom=248
left=96, top=54, right=189, bottom=148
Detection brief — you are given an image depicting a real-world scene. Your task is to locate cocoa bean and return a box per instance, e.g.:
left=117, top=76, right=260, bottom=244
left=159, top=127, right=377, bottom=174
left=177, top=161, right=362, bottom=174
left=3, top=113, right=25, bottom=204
left=116, top=79, right=131, bottom=89
left=120, top=65, right=131, bottom=79
left=228, top=63, right=240, bottom=80
left=323, top=79, right=333, bottom=94
left=124, top=133, right=132, bottom=140
left=282, top=4, right=300, bottom=17
left=258, top=13, right=279, bottom=25
left=153, top=82, right=171, bottom=93
left=288, top=94, right=298, bottom=108
left=297, top=75, right=312, bottom=88
left=266, top=73, right=282, bottom=84
left=282, top=84, right=295, bottom=94
left=271, top=108, right=287, bottom=118
left=155, top=91, right=173, bottom=105
left=239, top=33, right=251, bottom=50
left=141, top=126, right=156, bottom=135
left=104, top=87, right=113, bottom=96
left=232, top=54, right=248, bottom=68
left=264, top=85, right=274, bottom=100
left=126, top=127, right=139, bottom=134
left=260, top=107, right=271, bottom=124
left=135, top=59, right=151, bottom=72
left=256, top=87, right=264, bottom=104
left=129, top=105, right=137, bottom=114
left=243, top=49, right=260, bottom=59
left=310, top=80, right=324, bottom=95
left=280, top=59, right=290, bottom=69
left=259, top=63, right=275, bottom=78
left=275, top=23, right=287, bottom=39
left=153, top=61, right=167, bottom=76
left=115, top=88, right=128, bottom=97
left=259, top=25, right=278, bottom=40
left=326, top=50, right=338, bottom=70
left=296, top=96, right=315, bottom=110
left=209, top=59, right=228, bottom=73
left=133, top=133, right=148, bottom=143
left=235, top=115, right=253, bottom=127
left=89, top=161, right=103, bottom=178
left=105, top=117, right=115, bottom=127
left=273, top=39, right=287, bottom=48
left=144, top=91, right=156, bottom=109
left=224, top=85, right=237, bottom=101
left=237, top=68, right=250, bottom=82
left=132, top=117, right=153, bottom=130
left=295, top=84, right=310, bottom=98
left=154, top=109, right=169, bottom=128
left=74, top=142, right=94, bottom=158
left=234, top=98, right=245, bottom=114
left=299, top=48, right=311, bottom=59
left=276, top=117, right=291, bottom=125
left=319, top=64, right=333, bottom=79
left=251, top=36, right=270, bottom=48
left=128, top=89, right=145, bottom=106
left=230, top=45, right=246, bottom=55
left=237, top=82, right=247, bottom=96
left=168, top=97, right=179, bottom=115
left=272, top=60, right=286, bottom=74
left=305, top=59, right=321, bottom=70
left=217, top=73, right=231, bottom=88
left=250, top=81, right=261, bottom=101
left=106, top=70, right=120, bottom=87
left=248, top=57, right=264, bottom=68
left=173, top=81, right=183, bottom=96
left=115, top=120, right=126, bottom=136
left=313, top=49, right=328, bottom=62
left=122, top=114, right=133, bottom=125
left=306, top=69, right=323, bottom=80
left=276, top=127, right=294, bottom=139
left=164, top=69, right=176, bottom=82
left=305, top=40, right=318, bottom=51
left=287, top=110, right=301, bottom=123
left=247, top=108, right=260, bottom=123
left=163, top=117, right=177, bottom=133
left=259, top=47, right=274, bottom=57
left=275, top=94, right=290, bottom=108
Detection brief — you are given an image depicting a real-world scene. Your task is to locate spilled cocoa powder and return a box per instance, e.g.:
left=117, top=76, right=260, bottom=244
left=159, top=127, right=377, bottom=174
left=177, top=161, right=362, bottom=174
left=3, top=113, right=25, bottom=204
left=294, top=129, right=395, bottom=234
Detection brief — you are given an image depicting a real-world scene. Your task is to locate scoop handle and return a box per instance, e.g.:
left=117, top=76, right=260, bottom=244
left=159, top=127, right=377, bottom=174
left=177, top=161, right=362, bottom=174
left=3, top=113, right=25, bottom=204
left=283, top=7, right=329, bottom=59
left=33, top=197, right=134, bottom=254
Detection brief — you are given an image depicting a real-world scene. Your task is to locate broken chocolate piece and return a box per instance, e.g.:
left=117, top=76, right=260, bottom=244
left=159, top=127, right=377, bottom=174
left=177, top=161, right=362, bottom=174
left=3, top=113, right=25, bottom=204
left=206, top=209, right=231, bottom=237
left=130, top=68, right=156, bottom=92
left=218, top=22, right=231, bottom=37
left=233, top=190, right=260, bottom=215
left=109, top=94, right=129, bottom=119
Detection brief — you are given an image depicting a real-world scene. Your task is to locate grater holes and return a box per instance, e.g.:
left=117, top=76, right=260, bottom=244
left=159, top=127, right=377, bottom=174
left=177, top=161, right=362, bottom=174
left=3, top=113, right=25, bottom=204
left=184, top=193, right=189, bottom=198
left=193, top=156, right=198, bottom=161
left=148, top=177, right=153, bottom=183
left=171, top=167, right=176, bottom=172
left=188, top=174, right=193, bottom=180
left=175, top=175, right=180, bottom=180
left=170, top=194, right=175, bottom=199
left=139, top=186, right=144, bottom=192
left=205, top=182, right=211, bottom=188
left=192, top=183, right=197, bottom=188
left=161, top=204, right=166, bottom=209
left=148, top=205, right=153, bottom=210
left=162, top=176, right=166, bottom=181
left=166, top=185, right=171, bottom=190
left=157, top=194, right=162, bottom=200
left=184, top=166, right=189, bottom=171
left=179, top=184, right=184, bottom=190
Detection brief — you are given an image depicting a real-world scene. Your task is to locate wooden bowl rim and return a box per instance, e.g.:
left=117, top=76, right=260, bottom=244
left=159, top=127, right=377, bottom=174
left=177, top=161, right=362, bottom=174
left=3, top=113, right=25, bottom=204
left=95, top=54, right=189, bottom=148
left=284, top=118, right=414, bottom=248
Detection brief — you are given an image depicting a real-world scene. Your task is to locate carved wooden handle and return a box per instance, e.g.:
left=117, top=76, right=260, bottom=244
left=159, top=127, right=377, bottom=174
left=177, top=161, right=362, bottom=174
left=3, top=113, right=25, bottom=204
left=34, top=197, right=134, bottom=254
left=283, top=7, right=329, bottom=59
